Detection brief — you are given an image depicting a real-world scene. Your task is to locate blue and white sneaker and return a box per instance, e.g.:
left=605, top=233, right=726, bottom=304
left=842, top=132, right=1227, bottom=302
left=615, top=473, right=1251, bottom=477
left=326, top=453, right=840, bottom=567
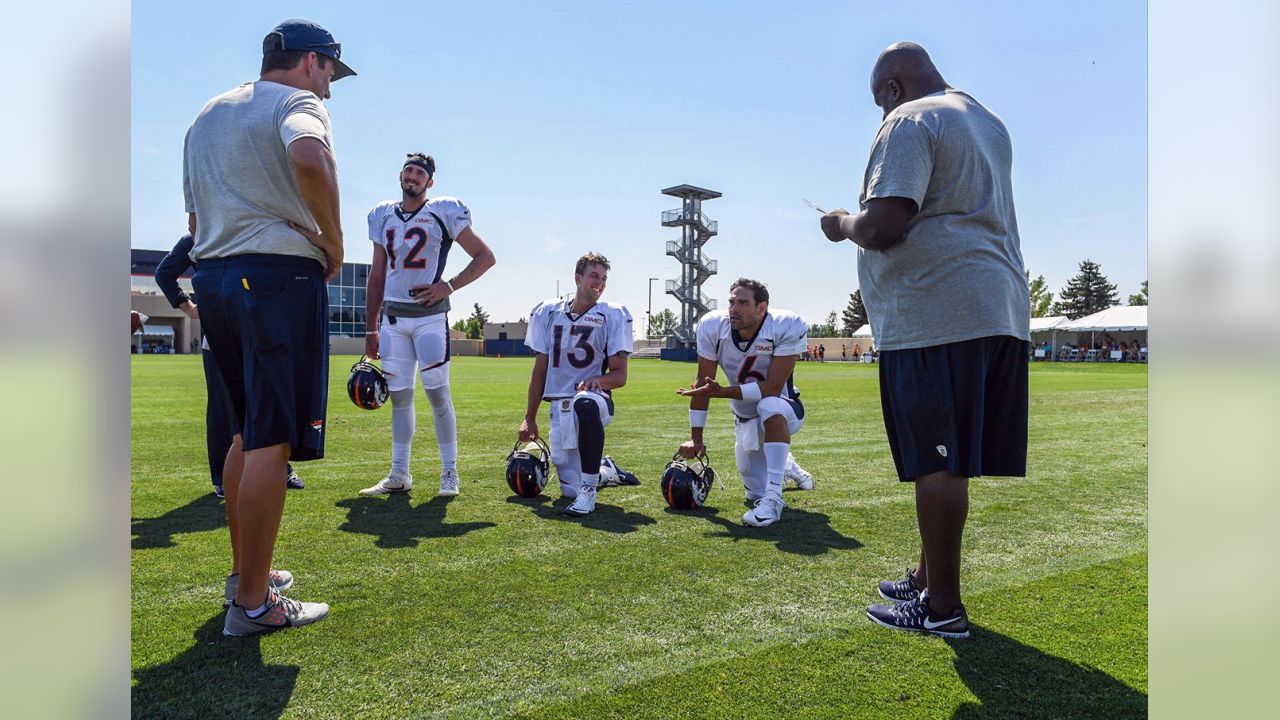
left=866, top=592, right=969, bottom=638
left=285, top=468, right=305, bottom=490
left=878, top=567, right=922, bottom=603
left=213, top=485, right=225, bottom=500
left=598, top=456, right=640, bottom=488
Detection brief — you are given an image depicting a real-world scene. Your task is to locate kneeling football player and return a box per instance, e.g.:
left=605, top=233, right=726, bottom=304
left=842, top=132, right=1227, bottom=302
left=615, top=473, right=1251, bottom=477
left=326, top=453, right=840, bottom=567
left=677, top=278, right=814, bottom=527
left=518, top=252, right=633, bottom=517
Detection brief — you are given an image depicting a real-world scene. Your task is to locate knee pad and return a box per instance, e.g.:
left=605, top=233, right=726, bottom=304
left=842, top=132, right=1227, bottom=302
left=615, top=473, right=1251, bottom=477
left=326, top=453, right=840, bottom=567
left=756, top=395, right=789, bottom=422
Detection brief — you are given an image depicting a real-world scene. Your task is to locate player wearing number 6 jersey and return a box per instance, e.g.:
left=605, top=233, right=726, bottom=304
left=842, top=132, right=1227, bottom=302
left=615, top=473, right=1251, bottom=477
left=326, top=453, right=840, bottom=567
left=518, top=253, right=633, bottom=517
left=677, top=278, right=815, bottom=527
left=359, top=153, right=495, bottom=498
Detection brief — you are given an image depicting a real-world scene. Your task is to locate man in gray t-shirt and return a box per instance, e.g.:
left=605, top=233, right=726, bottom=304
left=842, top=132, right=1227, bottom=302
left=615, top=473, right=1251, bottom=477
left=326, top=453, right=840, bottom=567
left=183, top=18, right=355, bottom=637
left=821, top=42, right=1030, bottom=639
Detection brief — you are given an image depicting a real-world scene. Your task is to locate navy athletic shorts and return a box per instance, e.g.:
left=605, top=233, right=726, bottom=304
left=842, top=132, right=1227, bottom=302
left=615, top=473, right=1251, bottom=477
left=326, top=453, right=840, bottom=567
left=878, top=335, right=1029, bottom=481
left=192, top=254, right=329, bottom=461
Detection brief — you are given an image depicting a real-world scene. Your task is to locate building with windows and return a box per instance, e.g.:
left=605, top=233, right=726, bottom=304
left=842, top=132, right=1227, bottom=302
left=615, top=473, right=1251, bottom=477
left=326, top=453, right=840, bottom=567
left=130, top=248, right=373, bottom=354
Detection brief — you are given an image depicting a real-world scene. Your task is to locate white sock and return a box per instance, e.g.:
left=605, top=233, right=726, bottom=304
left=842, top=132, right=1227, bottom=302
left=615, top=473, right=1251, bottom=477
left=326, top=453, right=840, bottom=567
left=245, top=601, right=269, bottom=617
left=763, top=442, right=789, bottom=502
left=390, top=388, right=415, bottom=477
left=425, top=385, right=458, bottom=471
left=580, top=473, right=599, bottom=491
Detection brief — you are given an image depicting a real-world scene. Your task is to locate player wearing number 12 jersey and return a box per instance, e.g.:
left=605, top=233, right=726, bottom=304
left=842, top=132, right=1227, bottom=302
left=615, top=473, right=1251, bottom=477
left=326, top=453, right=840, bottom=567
left=677, top=278, right=815, bottom=528
left=359, top=153, right=495, bottom=498
left=518, top=252, right=633, bottom=517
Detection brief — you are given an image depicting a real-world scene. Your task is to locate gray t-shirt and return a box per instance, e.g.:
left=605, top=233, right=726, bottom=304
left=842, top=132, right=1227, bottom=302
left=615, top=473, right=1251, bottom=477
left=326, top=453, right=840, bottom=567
left=184, top=80, right=332, bottom=263
left=857, top=89, right=1030, bottom=350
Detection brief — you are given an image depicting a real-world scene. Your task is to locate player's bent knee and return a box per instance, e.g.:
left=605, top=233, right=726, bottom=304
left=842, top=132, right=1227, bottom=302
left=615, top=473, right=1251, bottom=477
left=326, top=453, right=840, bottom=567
left=757, top=395, right=789, bottom=421
left=572, top=396, right=603, bottom=429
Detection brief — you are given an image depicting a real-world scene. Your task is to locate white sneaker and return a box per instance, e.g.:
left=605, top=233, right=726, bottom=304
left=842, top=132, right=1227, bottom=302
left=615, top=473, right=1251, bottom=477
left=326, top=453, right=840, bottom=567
left=359, top=473, right=413, bottom=496
left=437, top=468, right=460, bottom=497
left=743, top=496, right=784, bottom=527
left=784, top=457, right=815, bottom=491
left=564, top=485, right=597, bottom=517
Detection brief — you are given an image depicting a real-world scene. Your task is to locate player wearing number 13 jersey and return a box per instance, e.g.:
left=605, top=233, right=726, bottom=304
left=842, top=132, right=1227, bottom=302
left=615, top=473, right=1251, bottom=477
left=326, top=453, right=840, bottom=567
left=677, top=278, right=815, bottom=528
left=359, top=153, right=496, bottom=499
left=518, top=253, right=633, bottom=517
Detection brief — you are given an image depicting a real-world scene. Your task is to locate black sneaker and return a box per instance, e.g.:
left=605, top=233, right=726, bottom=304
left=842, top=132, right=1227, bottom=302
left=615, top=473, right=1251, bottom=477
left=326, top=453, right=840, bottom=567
left=286, top=469, right=305, bottom=490
left=866, top=592, right=970, bottom=638
left=878, top=567, right=922, bottom=603
left=213, top=485, right=225, bottom=500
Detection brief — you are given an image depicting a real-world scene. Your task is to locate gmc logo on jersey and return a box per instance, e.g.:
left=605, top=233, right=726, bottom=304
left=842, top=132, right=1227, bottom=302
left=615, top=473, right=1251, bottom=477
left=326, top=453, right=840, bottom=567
left=578, top=315, right=604, bottom=327
left=754, top=343, right=774, bottom=353
left=415, top=218, right=433, bottom=224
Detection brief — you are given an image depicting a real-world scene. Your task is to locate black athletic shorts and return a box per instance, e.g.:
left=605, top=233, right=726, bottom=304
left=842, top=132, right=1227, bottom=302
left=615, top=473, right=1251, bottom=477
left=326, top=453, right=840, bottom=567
left=878, top=335, right=1029, bottom=481
left=193, top=254, right=329, bottom=461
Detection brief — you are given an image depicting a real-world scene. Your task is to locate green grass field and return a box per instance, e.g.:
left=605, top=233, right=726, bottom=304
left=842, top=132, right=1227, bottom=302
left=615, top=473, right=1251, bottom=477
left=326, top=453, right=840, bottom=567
left=131, top=356, right=1148, bottom=719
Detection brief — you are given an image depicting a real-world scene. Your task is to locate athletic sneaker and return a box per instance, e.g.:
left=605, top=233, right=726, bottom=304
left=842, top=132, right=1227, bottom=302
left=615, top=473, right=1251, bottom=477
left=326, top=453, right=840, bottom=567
left=213, top=485, right=225, bottom=500
left=359, top=472, right=413, bottom=496
left=286, top=469, right=305, bottom=490
left=784, top=457, right=815, bottom=491
left=598, top=456, right=641, bottom=488
left=866, top=592, right=970, bottom=639
left=742, top=496, right=784, bottom=527
left=438, top=468, right=460, bottom=497
left=223, top=589, right=330, bottom=637
left=878, top=567, right=922, bottom=603
left=564, top=485, right=597, bottom=517
left=223, top=569, right=294, bottom=608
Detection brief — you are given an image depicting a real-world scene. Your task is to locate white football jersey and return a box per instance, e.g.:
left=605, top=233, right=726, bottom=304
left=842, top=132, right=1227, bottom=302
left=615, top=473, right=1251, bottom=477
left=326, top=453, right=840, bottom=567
left=526, top=299, right=634, bottom=399
left=696, top=309, right=807, bottom=417
left=367, top=197, right=472, bottom=303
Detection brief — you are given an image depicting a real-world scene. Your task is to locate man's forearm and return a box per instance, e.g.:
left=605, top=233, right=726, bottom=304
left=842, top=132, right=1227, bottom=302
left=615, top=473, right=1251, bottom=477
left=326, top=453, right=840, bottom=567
left=524, top=366, right=546, bottom=421
left=840, top=209, right=906, bottom=251
left=448, top=248, right=495, bottom=292
left=365, top=275, right=385, bottom=331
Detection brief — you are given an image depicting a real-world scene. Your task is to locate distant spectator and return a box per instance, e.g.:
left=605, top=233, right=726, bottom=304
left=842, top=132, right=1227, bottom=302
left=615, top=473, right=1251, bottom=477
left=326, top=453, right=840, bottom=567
left=818, top=344, right=826, bottom=362
left=841, top=344, right=847, bottom=361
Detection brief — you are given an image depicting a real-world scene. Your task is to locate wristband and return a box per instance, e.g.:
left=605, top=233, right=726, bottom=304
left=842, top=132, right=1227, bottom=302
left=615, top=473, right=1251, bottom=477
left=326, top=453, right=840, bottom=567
left=446, top=279, right=456, bottom=292
left=739, top=382, right=762, bottom=403
left=689, top=409, right=708, bottom=428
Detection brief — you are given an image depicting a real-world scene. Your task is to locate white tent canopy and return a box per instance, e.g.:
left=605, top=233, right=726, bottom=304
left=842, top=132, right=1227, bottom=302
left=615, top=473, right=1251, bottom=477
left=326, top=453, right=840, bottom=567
left=851, top=324, right=874, bottom=338
left=1059, top=306, right=1147, bottom=332
left=1029, top=316, right=1068, bottom=332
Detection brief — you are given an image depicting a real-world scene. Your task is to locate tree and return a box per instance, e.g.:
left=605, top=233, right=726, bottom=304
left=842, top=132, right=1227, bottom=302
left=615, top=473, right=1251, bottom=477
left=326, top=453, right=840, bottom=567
left=1027, top=270, right=1054, bottom=318
left=647, top=308, right=679, bottom=338
left=451, top=319, right=467, bottom=333
left=841, top=290, right=868, bottom=336
left=808, top=311, right=839, bottom=338
left=1051, top=259, right=1119, bottom=319
left=1128, top=280, right=1148, bottom=306
left=464, top=303, right=489, bottom=340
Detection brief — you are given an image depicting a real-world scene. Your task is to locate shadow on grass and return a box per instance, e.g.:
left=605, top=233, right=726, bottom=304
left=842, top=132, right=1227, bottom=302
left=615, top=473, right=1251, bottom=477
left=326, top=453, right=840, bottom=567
left=947, top=625, right=1147, bottom=719
left=505, top=494, right=657, bottom=534
left=663, top=504, right=862, bottom=556
left=131, top=614, right=298, bottom=719
left=335, top=494, right=496, bottom=549
left=132, top=493, right=225, bottom=550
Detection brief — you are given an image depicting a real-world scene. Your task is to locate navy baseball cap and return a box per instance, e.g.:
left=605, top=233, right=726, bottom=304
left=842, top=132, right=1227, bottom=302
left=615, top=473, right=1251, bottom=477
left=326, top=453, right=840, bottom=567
left=263, top=18, right=356, bottom=81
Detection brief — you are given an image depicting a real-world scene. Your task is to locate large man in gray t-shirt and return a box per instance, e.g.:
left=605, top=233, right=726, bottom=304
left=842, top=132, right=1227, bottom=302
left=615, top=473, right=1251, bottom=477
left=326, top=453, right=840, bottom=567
left=183, top=18, right=355, bottom=637
left=821, top=42, right=1030, bottom=639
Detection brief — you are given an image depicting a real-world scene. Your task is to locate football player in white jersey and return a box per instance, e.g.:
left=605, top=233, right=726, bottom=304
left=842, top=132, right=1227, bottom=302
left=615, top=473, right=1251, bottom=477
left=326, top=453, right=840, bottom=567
left=677, top=278, right=815, bottom=527
left=359, top=153, right=496, bottom=497
left=518, top=252, right=634, bottom=517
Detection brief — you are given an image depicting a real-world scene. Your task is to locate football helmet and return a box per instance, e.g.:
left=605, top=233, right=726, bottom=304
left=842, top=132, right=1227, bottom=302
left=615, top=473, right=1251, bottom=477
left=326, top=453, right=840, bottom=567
left=347, top=355, right=389, bottom=410
left=660, top=451, right=716, bottom=510
left=506, top=438, right=551, bottom=497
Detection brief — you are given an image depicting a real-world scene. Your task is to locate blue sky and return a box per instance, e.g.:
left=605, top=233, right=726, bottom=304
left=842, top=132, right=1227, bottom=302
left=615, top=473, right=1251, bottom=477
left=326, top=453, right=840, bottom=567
left=132, top=0, right=1147, bottom=326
